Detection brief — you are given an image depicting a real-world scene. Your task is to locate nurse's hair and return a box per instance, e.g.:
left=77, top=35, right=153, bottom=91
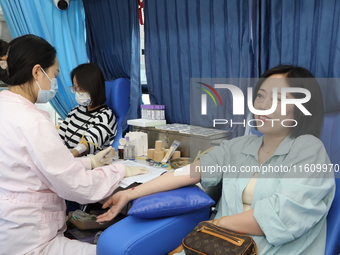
left=70, top=63, right=106, bottom=108
left=0, top=34, right=56, bottom=86
left=252, top=65, right=324, bottom=138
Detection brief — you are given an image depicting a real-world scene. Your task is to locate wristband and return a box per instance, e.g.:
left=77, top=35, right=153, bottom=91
left=73, top=143, right=87, bottom=154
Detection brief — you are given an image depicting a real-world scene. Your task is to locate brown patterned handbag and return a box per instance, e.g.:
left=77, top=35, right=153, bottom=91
left=182, top=221, right=258, bottom=255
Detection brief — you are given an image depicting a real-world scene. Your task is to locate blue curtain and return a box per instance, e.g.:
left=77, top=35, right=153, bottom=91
left=258, top=0, right=340, bottom=113
left=83, top=0, right=141, bottom=126
left=144, top=0, right=259, bottom=137
left=0, top=0, right=87, bottom=119
left=144, top=0, right=340, bottom=137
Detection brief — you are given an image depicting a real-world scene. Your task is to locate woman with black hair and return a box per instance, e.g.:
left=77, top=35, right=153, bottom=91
left=58, top=63, right=117, bottom=157
left=97, top=65, right=335, bottom=255
left=0, top=34, right=146, bottom=255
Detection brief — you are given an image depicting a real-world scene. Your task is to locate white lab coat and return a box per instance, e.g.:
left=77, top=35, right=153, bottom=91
left=0, top=91, right=126, bottom=255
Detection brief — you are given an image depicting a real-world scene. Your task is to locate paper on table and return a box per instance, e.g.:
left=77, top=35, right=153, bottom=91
left=113, top=160, right=167, bottom=188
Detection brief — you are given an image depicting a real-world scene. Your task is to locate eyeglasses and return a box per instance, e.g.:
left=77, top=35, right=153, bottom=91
left=70, top=86, right=86, bottom=95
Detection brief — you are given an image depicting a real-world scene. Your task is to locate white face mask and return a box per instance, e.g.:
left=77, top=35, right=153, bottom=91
left=35, top=68, right=58, bottom=103
left=75, top=92, right=91, bottom=106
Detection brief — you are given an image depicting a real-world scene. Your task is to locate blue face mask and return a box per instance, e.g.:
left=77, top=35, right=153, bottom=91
left=35, top=68, right=58, bottom=103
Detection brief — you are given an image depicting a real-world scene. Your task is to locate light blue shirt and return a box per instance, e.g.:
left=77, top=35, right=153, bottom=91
left=200, top=134, right=335, bottom=255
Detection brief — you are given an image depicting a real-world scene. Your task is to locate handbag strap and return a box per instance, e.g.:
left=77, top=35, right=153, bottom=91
left=209, top=218, right=259, bottom=255
left=212, top=215, right=228, bottom=226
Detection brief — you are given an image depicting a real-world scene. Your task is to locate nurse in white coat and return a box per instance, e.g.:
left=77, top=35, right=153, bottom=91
left=0, top=34, right=146, bottom=255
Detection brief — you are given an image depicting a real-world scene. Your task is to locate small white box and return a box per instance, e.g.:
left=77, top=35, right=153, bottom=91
left=125, top=131, right=148, bottom=156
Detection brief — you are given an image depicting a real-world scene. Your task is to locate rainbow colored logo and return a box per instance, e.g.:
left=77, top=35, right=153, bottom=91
left=196, top=82, right=223, bottom=106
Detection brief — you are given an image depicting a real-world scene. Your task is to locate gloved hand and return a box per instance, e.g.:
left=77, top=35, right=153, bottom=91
left=90, top=147, right=114, bottom=169
left=124, top=165, right=149, bottom=177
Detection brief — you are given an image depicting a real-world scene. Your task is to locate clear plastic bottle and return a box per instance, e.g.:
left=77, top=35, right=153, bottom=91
left=123, top=137, right=135, bottom=160
left=152, top=105, right=157, bottom=120
left=140, top=104, right=146, bottom=119
left=160, top=105, right=165, bottom=120
left=145, top=105, right=151, bottom=119
left=154, top=105, right=161, bottom=120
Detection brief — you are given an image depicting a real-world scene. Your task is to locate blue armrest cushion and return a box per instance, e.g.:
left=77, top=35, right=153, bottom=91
left=97, top=208, right=210, bottom=255
left=128, top=185, right=214, bottom=219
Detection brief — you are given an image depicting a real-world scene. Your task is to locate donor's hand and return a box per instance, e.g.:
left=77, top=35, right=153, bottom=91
left=96, top=189, right=131, bottom=222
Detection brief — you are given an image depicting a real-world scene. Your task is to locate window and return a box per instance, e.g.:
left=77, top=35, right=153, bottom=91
left=140, top=15, right=150, bottom=104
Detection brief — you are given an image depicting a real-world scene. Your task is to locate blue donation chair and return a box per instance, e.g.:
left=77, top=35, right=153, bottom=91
left=66, top=78, right=130, bottom=213
left=105, top=78, right=130, bottom=149
left=97, top=111, right=340, bottom=255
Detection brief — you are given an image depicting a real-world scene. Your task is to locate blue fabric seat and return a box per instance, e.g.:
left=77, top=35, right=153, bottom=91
left=97, top=111, right=340, bottom=255
left=105, top=78, right=130, bottom=149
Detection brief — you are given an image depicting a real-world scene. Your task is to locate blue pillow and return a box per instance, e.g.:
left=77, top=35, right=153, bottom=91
left=128, top=185, right=215, bottom=219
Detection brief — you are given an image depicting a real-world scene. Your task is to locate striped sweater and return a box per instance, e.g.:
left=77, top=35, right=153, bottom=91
left=58, top=105, right=117, bottom=154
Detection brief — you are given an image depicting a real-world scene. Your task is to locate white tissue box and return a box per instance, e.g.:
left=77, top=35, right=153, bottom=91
left=125, top=131, right=148, bottom=156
